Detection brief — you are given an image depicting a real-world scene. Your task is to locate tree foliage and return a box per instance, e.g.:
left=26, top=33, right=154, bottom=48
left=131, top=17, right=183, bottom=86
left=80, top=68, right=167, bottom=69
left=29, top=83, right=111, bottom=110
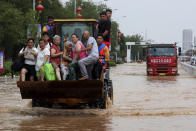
left=125, top=34, right=143, bottom=43
left=0, top=1, right=38, bottom=58
left=0, top=0, right=143, bottom=60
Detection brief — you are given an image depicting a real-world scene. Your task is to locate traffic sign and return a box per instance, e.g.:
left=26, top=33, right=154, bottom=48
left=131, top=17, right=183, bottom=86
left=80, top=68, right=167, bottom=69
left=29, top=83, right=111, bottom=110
left=0, top=51, right=4, bottom=72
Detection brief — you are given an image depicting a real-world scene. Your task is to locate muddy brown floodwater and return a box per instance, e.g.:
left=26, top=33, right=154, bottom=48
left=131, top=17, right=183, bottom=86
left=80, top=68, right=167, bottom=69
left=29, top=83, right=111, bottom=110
left=1, top=63, right=196, bottom=131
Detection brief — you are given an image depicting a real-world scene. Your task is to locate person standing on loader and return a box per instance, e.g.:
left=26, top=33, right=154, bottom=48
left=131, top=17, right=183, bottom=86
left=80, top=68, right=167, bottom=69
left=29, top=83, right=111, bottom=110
left=78, top=31, right=99, bottom=80
left=106, top=9, right=112, bottom=20
left=43, top=16, right=57, bottom=43
left=95, top=34, right=110, bottom=79
left=98, top=11, right=111, bottom=48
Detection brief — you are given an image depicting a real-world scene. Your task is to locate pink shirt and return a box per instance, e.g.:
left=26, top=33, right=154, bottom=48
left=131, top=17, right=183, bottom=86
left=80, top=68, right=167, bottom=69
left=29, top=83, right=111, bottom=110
left=72, top=41, right=87, bottom=60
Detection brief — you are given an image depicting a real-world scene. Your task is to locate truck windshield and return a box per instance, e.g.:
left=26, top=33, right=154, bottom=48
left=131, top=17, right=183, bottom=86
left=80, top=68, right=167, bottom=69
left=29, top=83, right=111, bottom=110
left=149, top=47, right=175, bottom=57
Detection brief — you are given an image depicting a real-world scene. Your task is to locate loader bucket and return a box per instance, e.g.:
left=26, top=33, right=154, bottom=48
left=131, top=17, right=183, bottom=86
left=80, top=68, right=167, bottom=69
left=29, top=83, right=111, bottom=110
left=17, top=80, right=103, bottom=99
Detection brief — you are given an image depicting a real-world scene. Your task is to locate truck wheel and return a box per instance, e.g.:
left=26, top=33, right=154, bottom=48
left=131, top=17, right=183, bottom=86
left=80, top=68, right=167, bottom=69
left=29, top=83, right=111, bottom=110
left=101, top=89, right=108, bottom=109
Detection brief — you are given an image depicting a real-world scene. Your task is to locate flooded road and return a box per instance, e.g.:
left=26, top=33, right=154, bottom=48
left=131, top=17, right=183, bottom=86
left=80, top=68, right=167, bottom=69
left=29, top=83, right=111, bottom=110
left=1, top=63, right=196, bottom=131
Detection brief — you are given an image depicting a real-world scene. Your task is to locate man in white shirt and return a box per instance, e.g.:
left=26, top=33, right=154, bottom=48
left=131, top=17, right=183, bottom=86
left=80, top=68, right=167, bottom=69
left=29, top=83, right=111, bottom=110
left=18, top=38, right=38, bottom=81
left=78, top=31, right=99, bottom=80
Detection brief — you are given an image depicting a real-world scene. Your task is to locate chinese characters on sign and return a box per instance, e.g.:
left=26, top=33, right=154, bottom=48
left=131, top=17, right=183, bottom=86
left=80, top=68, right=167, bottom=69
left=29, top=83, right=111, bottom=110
left=0, top=51, right=4, bottom=72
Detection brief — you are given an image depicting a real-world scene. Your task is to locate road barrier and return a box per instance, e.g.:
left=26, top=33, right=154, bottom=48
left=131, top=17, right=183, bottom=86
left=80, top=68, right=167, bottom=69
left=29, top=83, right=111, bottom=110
left=181, top=62, right=196, bottom=76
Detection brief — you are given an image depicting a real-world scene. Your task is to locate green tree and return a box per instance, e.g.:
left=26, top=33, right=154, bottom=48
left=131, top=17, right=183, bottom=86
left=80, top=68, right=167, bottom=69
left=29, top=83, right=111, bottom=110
left=118, top=33, right=127, bottom=58
left=0, top=1, right=38, bottom=59
left=0, top=2, right=25, bottom=58
left=40, top=0, right=69, bottom=24
left=185, top=49, right=196, bottom=56
left=63, top=0, right=106, bottom=19
left=124, top=34, right=144, bottom=61
left=1, top=0, right=33, bottom=13
left=125, top=34, right=143, bottom=43
left=110, top=21, right=119, bottom=52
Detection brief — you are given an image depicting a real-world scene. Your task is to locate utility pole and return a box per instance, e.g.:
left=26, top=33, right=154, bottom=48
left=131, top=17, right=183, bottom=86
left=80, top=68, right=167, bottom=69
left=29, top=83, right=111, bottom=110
left=74, top=0, right=77, bottom=17
left=145, top=29, right=147, bottom=42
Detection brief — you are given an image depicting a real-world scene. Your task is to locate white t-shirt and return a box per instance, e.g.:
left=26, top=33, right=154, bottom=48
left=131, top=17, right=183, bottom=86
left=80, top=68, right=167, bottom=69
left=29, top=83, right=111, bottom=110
left=19, top=47, right=38, bottom=65
left=87, top=37, right=99, bottom=58
left=37, top=43, right=52, bottom=51
left=35, top=48, right=50, bottom=71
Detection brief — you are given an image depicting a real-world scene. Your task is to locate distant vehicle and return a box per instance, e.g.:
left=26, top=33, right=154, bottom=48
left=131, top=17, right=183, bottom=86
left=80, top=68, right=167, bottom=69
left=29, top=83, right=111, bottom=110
left=146, top=44, right=178, bottom=76
left=180, top=56, right=191, bottom=62
left=190, top=56, right=196, bottom=65
left=137, top=59, right=142, bottom=63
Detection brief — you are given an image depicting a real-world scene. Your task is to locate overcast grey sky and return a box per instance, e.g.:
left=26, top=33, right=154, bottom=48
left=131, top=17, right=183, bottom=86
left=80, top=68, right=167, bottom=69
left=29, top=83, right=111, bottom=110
left=60, top=0, right=196, bottom=44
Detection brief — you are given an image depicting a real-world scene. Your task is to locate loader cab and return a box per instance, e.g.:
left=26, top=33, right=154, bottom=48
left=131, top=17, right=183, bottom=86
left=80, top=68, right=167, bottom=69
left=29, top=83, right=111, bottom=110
left=54, top=19, right=97, bottom=49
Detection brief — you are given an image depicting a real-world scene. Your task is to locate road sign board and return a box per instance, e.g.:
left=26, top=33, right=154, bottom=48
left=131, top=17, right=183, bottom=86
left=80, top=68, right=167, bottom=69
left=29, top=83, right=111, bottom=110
left=0, top=51, right=4, bottom=72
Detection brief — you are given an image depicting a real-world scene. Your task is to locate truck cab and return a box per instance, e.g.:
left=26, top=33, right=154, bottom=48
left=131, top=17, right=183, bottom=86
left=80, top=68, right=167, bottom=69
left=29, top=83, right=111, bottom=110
left=146, top=44, right=178, bottom=76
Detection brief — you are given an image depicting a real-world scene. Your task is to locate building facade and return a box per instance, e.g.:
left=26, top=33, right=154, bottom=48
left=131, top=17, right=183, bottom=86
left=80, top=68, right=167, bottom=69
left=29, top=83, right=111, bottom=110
left=194, top=36, right=196, bottom=50
left=183, top=29, right=193, bottom=53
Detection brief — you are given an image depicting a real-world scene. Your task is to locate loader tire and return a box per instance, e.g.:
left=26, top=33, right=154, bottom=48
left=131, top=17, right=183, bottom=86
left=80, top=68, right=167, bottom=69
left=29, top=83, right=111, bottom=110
left=108, top=80, right=113, bottom=105
left=99, top=82, right=109, bottom=109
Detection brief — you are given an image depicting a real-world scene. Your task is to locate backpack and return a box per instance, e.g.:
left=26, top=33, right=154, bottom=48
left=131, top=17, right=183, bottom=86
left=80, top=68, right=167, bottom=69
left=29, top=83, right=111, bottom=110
left=11, top=47, right=26, bottom=72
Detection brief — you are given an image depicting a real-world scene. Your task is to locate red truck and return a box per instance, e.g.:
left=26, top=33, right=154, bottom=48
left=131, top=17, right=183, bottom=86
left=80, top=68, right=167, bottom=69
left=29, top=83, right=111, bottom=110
left=146, top=44, right=178, bottom=76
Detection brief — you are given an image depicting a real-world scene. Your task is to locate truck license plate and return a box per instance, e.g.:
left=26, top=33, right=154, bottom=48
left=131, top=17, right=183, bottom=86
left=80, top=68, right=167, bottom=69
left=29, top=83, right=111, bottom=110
left=159, top=73, right=166, bottom=76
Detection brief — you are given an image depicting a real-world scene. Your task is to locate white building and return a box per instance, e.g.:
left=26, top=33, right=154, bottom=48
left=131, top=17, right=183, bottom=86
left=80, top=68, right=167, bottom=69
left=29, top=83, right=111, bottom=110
left=194, top=36, right=196, bottom=50
left=182, top=29, right=193, bottom=52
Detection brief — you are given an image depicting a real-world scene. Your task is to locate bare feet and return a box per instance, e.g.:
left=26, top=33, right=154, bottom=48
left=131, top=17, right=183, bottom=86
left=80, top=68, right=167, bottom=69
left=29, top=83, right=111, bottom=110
left=79, top=77, right=87, bottom=80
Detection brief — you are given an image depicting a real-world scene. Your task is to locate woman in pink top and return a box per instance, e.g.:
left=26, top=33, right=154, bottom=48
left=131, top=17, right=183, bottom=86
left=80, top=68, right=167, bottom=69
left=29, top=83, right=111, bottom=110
left=67, top=33, right=86, bottom=80
left=71, top=33, right=87, bottom=60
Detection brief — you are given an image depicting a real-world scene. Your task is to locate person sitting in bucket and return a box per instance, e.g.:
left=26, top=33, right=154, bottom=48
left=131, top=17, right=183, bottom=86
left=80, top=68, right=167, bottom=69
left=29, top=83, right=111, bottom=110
left=60, top=36, right=73, bottom=80
left=78, top=31, right=99, bottom=80
left=50, top=35, right=63, bottom=80
left=18, top=38, right=38, bottom=81
left=35, top=39, right=50, bottom=81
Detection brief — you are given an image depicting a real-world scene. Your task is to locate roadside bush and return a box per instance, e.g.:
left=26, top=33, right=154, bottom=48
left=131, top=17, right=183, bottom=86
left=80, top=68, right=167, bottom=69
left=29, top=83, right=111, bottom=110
left=2, top=61, right=12, bottom=76
left=116, top=60, right=124, bottom=64
left=109, top=61, right=116, bottom=67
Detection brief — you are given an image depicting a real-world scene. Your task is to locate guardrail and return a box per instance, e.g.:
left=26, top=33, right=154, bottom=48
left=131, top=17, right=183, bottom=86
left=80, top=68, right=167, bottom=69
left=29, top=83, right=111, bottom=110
left=181, top=62, right=196, bottom=76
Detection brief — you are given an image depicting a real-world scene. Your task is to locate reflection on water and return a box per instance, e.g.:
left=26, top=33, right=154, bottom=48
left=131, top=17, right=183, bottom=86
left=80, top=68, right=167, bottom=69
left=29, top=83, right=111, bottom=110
left=1, top=63, right=196, bottom=130
left=147, top=76, right=177, bottom=81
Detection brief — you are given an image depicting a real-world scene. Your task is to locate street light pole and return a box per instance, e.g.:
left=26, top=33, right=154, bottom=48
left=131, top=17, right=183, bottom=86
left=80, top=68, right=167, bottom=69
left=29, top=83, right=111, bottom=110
left=33, top=0, right=35, bottom=11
